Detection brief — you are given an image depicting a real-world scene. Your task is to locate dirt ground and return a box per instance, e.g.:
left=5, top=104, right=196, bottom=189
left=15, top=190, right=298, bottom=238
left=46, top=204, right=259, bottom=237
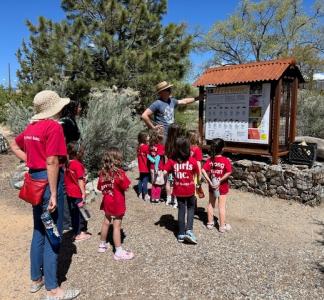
left=0, top=131, right=323, bottom=299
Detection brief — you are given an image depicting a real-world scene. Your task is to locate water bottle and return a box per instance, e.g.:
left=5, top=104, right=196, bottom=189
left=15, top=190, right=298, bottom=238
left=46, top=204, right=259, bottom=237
left=41, top=211, right=61, bottom=250
left=211, top=176, right=220, bottom=198
left=77, top=202, right=91, bottom=221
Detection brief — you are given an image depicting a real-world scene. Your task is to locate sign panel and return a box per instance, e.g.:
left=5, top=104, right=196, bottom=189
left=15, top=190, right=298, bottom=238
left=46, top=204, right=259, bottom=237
left=205, top=83, right=271, bottom=144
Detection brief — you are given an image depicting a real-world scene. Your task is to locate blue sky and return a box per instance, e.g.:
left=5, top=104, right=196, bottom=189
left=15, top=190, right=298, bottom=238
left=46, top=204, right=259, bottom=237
left=0, top=0, right=318, bottom=87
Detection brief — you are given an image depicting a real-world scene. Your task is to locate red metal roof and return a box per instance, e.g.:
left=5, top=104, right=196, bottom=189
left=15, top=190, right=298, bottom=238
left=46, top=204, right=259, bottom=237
left=193, top=58, right=303, bottom=86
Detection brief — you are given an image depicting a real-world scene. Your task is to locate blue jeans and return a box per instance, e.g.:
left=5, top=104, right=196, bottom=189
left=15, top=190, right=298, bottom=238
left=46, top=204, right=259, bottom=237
left=177, top=195, right=196, bottom=235
left=30, top=169, right=64, bottom=290
left=138, top=173, right=149, bottom=198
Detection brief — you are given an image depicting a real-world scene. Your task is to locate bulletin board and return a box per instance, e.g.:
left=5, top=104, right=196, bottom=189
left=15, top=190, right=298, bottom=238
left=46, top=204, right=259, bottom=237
left=205, top=83, right=271, bottom=144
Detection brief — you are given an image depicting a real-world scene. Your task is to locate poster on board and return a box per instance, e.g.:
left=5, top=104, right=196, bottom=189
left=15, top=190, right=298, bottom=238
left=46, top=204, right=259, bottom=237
left=205, top=83, right=271, bottom=144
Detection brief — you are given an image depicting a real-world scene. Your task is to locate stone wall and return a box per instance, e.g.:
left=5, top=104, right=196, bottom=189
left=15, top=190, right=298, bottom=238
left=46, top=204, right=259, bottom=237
left=229, top=160, right=324, bottom=206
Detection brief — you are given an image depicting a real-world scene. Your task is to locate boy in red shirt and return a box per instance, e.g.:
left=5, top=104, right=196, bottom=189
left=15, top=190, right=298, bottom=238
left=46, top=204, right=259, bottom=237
left=64, top=142, right=91, bottom=242
left=164, top=136, right=200, bottom=244
left=202, top=138, right=232, bottom=233
left=137, top=131, right=150, bottom=201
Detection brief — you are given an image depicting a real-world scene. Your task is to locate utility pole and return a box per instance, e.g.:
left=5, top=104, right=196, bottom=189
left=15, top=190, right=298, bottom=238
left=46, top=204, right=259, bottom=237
left=8, top=63, right=12, bottom=93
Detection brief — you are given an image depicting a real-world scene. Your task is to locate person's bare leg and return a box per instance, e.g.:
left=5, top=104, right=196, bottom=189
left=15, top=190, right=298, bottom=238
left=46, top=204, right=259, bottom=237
left=100, top=215, right=111, bottom=242
left=218, top=195, right=227, bottom=228
left=113, top=218, right=122, bottom=248
left=207, top=192, right=216, bottom=224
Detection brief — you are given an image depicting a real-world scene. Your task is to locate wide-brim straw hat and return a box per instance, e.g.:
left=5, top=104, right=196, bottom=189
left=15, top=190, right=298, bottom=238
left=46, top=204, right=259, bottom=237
left=31, top=90, right=70, bottom=120
left=155, top=81, right=173, bottom=94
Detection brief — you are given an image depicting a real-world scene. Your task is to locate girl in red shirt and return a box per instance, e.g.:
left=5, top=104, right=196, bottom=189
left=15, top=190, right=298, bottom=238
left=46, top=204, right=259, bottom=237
left=202, top=139, right=232, bottom=233
left=137, top=131, right=150, bottom=201
left=164, top=137, right=200, bottom=244
left=97, top=148, right=134, bottom=261
left=64, top=142, right=91, bottom=242
left=148, top=130, right=165, bottom=203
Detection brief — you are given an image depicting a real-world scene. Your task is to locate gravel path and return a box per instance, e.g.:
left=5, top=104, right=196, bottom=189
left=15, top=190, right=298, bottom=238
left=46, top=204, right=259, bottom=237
left=0, top=151, right=323, bottom=300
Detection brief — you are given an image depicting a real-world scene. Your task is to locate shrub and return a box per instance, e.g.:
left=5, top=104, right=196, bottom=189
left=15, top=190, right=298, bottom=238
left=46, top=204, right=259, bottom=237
left=79, top=87, right=143, bottom=176
left=297, top=89, right=324, bottom=138
left=6, top=101, right=33, bottom=135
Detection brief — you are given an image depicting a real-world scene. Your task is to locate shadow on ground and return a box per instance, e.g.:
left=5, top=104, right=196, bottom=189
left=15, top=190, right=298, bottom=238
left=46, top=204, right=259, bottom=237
left=155, top=214, right=178, bottom=237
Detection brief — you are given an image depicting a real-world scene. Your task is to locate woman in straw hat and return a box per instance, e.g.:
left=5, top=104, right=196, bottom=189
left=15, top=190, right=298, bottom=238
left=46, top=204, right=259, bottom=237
left=141, top=81, right=198, bottom=139
left=10, top=90, right=80, bottom=299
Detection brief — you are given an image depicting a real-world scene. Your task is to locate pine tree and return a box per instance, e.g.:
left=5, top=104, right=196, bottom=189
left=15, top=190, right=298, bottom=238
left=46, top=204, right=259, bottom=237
left=17, top=0, right=193, bottom=106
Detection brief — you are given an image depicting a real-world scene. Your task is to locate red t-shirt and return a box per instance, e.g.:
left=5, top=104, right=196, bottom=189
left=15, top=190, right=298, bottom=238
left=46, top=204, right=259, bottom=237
left=164, top=157, right=199, bottom=197
left=97, top=169, right=131, bottom=217
left=190, top=145, right=203, bottom=162
left=203, top=156, right=232, bottom=195
left=137, top=144, right=149, bottom=173
left=15, top=119, right=67, bottom=169
left=64, top=159, right=85, bottom=198
left=149, top=143, right=165, bottom=170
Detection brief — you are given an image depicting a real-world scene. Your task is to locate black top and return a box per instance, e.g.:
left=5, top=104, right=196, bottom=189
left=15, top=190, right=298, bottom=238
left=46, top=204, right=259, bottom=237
left=60, top=117, right=80, bottom=144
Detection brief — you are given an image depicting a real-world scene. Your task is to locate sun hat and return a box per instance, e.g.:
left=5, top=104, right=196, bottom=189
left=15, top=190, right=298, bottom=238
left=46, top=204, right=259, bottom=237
left=155, top=81, right=173, bottom=94
left=31, top=90, right=70, bottom=120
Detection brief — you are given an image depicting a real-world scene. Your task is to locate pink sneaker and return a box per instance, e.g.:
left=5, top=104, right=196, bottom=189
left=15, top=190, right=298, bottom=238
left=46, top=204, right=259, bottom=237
left=113, top=250, right=134, bottom=261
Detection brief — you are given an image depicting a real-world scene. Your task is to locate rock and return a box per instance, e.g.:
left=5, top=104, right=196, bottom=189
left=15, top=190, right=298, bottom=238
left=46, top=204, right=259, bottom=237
left=295, top=136, right=324, bottom=159
left=277, top=186, right=287, bottom=194
left=249, top=161, right=268, bottom=172
left=246, top=173, right=257, bottom=187
left=284, top=177, right=295, bottom=188
left=266, top=165, right=283, bottom=178
left=287, top=188, right=299, bottom=196
left=300, top=192, right=316, bottom=203
left=256, top=172, right=267, bottom=183
left=235, top=159, right=252, bottom=168
left=296, top=174, right=313, bottom=190
left=269, top=176, right=283, bottom=186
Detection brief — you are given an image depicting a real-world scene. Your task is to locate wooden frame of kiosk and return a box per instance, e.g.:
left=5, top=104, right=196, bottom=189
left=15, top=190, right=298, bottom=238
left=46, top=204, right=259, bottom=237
left=193, top=58, right=304, bottom=164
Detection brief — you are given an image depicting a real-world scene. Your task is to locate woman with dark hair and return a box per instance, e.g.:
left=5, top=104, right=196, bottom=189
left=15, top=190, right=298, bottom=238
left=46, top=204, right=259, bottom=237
left=60, top=100, right=81, bottom=144
left=60, top=100, right=82, bottom=232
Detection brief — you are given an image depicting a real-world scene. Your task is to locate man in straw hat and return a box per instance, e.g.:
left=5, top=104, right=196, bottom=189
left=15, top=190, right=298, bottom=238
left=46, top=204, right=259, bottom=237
left=10, top=90, right=80, bottom=299
left=141, top=81, right=198, bottom=138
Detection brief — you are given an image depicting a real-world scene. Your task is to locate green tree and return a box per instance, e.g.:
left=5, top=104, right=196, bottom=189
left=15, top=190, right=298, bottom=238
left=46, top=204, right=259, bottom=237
left=17, top=0, right=193, bottom=107
left=201, top=0, right=324, bottom=78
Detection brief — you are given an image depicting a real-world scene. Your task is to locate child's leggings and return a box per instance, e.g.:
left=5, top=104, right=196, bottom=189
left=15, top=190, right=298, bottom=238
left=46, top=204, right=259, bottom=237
left=151, top=184, right=161, bottom=200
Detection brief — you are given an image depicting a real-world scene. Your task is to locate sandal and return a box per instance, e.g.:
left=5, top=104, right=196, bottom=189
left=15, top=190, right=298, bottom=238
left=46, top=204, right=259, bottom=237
left=30, top=279, right=44, bottom=293
left=113, top=249, right=134, bottom=261
left=40, top=288, right=80, bottom=300
left=206, top=222, right=214, bottom=230
left=74, top=232, right=91, bottom=242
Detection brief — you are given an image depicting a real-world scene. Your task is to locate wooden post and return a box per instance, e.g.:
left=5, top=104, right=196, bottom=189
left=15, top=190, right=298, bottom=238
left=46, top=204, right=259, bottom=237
left=271, top=78, right=282, bottom=164
left=198, top=86, right=205, bottom=144
left=289, top=77, right=298, bottom=143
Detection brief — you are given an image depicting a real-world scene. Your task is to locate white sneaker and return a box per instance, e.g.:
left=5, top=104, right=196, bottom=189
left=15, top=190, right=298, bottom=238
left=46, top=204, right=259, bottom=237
left=144, top=194, right=150, bottom=202
left=219, top=223, right=231, bottom=233
left=173, top=198, right=178, bottom=208
left=166, top=196, right=172, bottom=206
